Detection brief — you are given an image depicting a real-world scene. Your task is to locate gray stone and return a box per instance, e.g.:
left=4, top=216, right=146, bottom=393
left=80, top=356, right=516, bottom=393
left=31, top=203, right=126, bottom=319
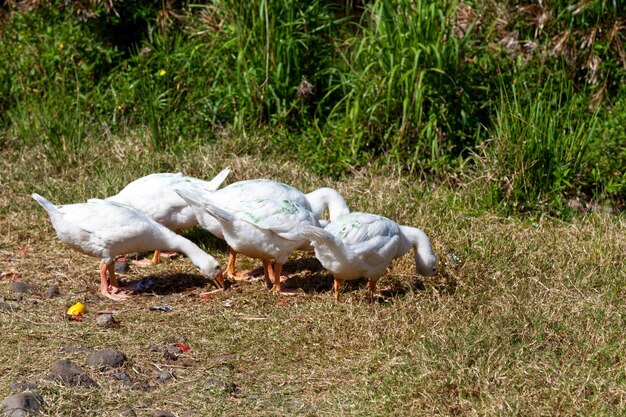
left=162, top=345, right=182, bottom=361
left=153, top=370, right=173, bottom=382
left=1, top=392, right=44, bottom=416
left=45, top=360, right=98, bottom=387
left=43, top=286, right=59, bottom=299
left=112, top=370, right=132, bottom=385
left=151, top=410, right=175, bottom=417
left=9, top=381, right=38, bottom=392
left=8, top=282, right=37, bottom=295
left=87, top=349, right=126, bottom=369
left=96, top=314, right=117, bottom=328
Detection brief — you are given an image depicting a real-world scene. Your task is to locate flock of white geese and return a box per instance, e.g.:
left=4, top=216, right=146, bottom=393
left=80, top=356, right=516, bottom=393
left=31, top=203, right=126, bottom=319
left=32, top=168, right=437, bottom=302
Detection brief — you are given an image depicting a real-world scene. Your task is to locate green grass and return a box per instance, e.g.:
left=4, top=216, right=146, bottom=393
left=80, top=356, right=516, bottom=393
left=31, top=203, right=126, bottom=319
left=480, top=80, right=598, bottom=213
left=1, top=0, right=624, bottom=212
left=0, top=135, right=625, bottom=415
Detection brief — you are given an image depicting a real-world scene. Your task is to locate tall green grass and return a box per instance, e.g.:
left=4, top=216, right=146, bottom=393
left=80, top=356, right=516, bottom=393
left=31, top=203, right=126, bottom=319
left=483, top=80, right=597, bottom=212
left=0, top=0, right=623, bottom=212
left=318, top=0, right=473, bottom=174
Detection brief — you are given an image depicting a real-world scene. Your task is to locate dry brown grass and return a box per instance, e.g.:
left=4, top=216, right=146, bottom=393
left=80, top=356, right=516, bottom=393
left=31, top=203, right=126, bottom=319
left=1, top=135, right=625, bottom=416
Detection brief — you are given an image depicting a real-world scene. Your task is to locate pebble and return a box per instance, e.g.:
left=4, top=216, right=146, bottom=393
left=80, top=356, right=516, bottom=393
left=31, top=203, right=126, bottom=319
left=9, top=380, right=38, bottom=392
left=96, top=314, right=118, bottom=328
left=86, top=349, right=126, bottom=369
left=1, top=392, right=44, bottom=417
left=112, top=370, right=132, bottom=385
left=153, top=370, right=173, bottom=382
left=162, top=345, right=182, bottom=361
left=44, top=286, right=60, bottom=299
left=8, top=282, right=38, bottom=294
left=45, top=360, right=98, bottom=387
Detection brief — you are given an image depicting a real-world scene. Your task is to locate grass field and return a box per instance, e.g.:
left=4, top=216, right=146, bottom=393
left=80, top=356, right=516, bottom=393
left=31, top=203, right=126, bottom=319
left=1, top=135, right=624, bottom=416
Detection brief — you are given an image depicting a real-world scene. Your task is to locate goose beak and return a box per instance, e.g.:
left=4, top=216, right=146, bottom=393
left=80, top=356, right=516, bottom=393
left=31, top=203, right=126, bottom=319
left=214, top=271, right=225, bottom=289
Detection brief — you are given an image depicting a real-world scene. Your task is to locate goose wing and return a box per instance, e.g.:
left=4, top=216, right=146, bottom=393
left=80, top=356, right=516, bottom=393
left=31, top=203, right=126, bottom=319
left=236, top=198, right=317, bottom=240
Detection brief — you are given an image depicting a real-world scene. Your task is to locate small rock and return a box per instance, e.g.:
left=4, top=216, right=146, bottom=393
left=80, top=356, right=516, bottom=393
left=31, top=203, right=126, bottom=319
left=87, top=349, right=126, bottom=369
left=1, top=392, right=44, bottom=417
left=9, top=380, right=38, bottom=392
left=162, top=345, right=182, bottom=361
left=96, top=314, right=118, bottom=328
left=114, top=259, right=130, bottom=274
left=153, top=370, right=173, bottom=382
left=45, top=360, right=98, bottom=388
left=44, top=286, right=60, bottom=299
left=151, top=410, right=175, bottom=417
left=149, top=305, right=172, bottom=312
left=116, top=407, right=136, bottom=417
left=8, top=282, right=37, bottom=295
left=112, top=370, right=132, bottom=385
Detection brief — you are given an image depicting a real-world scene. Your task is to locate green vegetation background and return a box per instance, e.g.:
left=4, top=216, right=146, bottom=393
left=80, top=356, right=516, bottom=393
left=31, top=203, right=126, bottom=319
left=1, top=0, right=624, bottom=215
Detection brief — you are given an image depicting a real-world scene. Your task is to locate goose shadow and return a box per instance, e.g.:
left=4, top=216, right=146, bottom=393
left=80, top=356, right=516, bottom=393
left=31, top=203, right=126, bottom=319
left=267, top=259, right=458, bottom=301
left=121, top=272, right=220, bottom=296
left=239, top=257, right=335, bottom=295
left=378, top=269, right=458, bottom=300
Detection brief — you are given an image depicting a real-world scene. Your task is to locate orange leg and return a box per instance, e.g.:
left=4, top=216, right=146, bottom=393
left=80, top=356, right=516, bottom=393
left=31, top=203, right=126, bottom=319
left=368, top=278, right=377, bottom=302
left=334, top=276, right=342, bottom=301
left=107, top=262, right=119, bottom=288
left=99, top=262, right=109, bottom=297
left=262, top=260, right=272, bottom=289
left=151, top=250, right=162, bottom=265
left=100, top=262, right=130, bottom=301
left=227, top=247, right=238, bottom=277
left=151, top=229, right=180, bottom=265
left=270, top=262, right=283, bottom=294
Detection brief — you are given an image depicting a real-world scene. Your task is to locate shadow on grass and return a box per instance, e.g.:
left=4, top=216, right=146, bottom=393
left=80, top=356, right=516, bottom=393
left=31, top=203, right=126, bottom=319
left=122, top=272, right=218, bottom=295
left=261, top=257, right=458, bottom=300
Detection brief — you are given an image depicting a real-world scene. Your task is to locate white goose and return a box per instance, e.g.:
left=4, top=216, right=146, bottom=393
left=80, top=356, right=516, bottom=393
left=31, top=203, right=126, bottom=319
left=32, top=193, right=223, bottom=301
left=175, top=188, right=319, bottom=294
left=299, top=212, right=437, bottom=300
left=104, top=168, right=230, bottom=264
left=202, top=179, right=350, bottom=277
